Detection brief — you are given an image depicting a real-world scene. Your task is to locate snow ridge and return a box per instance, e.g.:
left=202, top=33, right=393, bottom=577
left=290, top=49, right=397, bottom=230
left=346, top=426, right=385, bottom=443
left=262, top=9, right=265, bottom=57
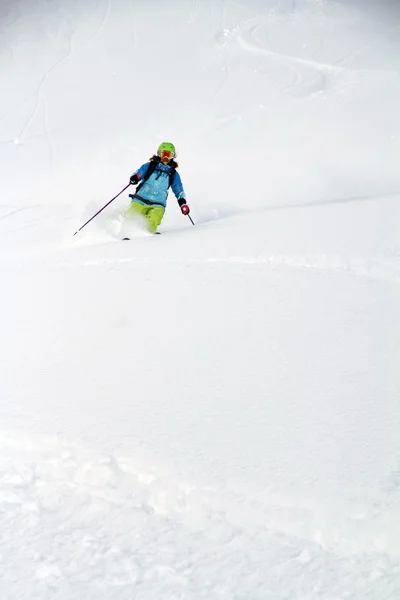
left=1, top=431, right=400, bottom=599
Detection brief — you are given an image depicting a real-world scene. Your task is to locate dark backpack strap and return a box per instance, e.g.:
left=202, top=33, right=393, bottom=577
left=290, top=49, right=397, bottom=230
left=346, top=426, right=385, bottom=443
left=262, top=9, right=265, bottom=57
left=136, top=158, right=176, bottom=193
left=135, top=159, right=158, bottom=194
left=169, top=167, right=176, bottom=188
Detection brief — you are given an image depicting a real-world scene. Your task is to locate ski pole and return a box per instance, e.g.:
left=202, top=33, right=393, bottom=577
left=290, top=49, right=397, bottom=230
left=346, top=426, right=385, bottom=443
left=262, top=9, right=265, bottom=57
left=73, top=183, right=131, bottom=236
left=187, top=214, right=195, bottom=226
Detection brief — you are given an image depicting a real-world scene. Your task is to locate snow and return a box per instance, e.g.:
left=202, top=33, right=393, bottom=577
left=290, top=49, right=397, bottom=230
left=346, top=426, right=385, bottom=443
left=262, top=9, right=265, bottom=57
left=1, top=0, right=400, bottom=597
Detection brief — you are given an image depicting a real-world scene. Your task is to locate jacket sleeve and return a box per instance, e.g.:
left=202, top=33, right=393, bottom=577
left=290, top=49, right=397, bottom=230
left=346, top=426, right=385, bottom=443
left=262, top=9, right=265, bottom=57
left=131, top=162, right=151, bottom=181
left=171, top=171, right=186, bottom=201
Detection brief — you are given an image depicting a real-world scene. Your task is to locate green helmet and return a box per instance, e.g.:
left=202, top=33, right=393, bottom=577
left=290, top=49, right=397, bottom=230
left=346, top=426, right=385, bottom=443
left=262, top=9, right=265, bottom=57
left=157, top=142, right=176, bottom=161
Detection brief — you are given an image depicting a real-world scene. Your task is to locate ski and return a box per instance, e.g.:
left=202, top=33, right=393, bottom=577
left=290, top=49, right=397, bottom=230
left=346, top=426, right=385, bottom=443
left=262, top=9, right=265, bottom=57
left=122, top=233, right=161, bottom=240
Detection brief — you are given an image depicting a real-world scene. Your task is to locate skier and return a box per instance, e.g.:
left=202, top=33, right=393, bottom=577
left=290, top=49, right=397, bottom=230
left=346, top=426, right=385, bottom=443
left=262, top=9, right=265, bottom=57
left=127, top=142, right=190, bottom=234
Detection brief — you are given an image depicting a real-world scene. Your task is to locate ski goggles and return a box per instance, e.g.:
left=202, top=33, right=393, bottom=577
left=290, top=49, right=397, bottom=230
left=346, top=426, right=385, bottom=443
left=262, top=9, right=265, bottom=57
left=158, top=150, right=175, bottom=161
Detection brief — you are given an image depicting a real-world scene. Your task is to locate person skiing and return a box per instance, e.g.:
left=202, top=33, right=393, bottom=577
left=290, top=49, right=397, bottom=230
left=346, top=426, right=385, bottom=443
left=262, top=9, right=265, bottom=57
left=126, top=142, right=190, bottom=234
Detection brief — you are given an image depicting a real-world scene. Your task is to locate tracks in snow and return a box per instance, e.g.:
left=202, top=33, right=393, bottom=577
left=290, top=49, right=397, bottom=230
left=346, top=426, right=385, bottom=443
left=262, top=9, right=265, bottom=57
left=72, top=253, right=400, bottom=286
left=1, top=430, right=400, bottom=599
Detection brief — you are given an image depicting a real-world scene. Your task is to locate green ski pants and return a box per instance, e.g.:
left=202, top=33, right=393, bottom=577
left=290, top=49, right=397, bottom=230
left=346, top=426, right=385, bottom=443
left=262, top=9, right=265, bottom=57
left=126, top=201, right=165, bottom=234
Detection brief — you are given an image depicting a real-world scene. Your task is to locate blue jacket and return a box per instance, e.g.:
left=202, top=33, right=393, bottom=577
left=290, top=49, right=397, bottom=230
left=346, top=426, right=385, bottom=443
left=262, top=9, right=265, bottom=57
left=130, top=161, right=185, bottom=208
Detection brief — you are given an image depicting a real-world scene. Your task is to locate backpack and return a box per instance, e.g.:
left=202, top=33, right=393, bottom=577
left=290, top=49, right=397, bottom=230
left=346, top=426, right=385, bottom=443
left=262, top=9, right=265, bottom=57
left=135, top=158, right=176, bottom=194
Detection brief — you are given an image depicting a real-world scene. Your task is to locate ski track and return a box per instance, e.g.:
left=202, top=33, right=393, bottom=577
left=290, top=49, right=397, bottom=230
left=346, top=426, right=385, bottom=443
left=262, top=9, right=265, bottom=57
left=235, top=19, right=335, bottom=98
left=233, top=9, right=390, bottom=99
left=16, top=33, right=73, bottom=147
left=1, top=431, right=400, bottom=599
left=67, top=254, right=400, bottom=286
left=1, top=0, right=112, bottom=148
left=0, top=205, right=39, bottom=222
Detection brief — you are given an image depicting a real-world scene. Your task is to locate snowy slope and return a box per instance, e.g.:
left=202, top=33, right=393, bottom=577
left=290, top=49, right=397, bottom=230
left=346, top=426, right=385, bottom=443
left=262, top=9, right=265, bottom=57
left=1, top=1, right=400, bottom=598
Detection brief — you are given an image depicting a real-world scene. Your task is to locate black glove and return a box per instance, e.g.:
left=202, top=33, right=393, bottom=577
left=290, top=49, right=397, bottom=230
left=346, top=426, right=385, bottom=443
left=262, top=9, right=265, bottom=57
left=130, top=174, right=140, bottom=185
left=178, top=198, right=190, bottom=214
